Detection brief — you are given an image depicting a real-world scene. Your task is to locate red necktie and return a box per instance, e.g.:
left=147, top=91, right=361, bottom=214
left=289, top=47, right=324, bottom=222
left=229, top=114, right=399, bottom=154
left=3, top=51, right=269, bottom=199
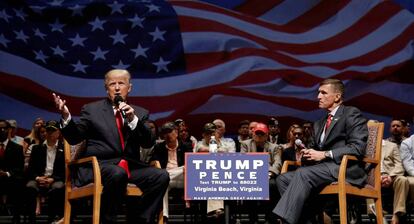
left=0, top=143, right=4, bottom=158
left=325, top=114, right=333, bottom=131
left=115, top=110, right=130, bottom=178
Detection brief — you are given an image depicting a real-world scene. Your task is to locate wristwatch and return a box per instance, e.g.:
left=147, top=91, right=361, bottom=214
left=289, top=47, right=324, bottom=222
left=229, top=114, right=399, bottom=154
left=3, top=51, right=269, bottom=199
left=324, top=150, right=333, bottom=159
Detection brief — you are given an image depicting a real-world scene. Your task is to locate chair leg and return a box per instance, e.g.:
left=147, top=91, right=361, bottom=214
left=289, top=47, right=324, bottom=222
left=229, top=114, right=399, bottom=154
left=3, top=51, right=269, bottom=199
left=374, top=198, right=383, bottom=224
left=158, top=209, right=163, bottom=224
left=338, top=194, right=347, bottom=224
left=63, top=199, right=71, bottom=224
left=92, top=194, right=101, bottom=224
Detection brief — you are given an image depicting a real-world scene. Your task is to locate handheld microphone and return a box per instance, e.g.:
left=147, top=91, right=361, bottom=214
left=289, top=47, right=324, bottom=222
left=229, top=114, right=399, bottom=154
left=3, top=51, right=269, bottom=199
left=295, top=139, right=306, bottom=149
left=114, top=95, right=127, bottom=119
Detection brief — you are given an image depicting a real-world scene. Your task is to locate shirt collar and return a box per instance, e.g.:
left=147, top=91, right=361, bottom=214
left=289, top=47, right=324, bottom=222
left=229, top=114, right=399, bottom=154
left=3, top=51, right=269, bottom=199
left=329, top=105, right=340, bottom=117
left=1, top=139, right=9, bottom=147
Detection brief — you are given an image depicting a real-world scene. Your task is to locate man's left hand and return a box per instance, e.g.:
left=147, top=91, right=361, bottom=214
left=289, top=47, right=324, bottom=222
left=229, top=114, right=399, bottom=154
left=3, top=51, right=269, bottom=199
left=301, top=149, right=326, bottom=161
left=118, top=102, right=135, bottom=122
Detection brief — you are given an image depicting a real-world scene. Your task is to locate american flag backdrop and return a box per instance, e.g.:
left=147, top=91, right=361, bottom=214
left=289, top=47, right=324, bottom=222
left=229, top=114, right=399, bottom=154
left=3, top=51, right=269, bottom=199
left=0, top=0, right=413, bottom=138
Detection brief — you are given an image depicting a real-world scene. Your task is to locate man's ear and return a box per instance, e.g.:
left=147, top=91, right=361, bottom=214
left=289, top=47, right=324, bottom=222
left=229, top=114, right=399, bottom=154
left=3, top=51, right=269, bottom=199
left=128, top=83, right=132, bottom=93
left=334, top=93, right=341, bottom=103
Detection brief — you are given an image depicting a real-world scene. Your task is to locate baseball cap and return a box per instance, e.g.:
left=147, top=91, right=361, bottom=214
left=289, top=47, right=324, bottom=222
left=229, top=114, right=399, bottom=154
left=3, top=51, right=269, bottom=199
left=267, top=117, right=278, bottom=126
left=45, top=120, right=60, bottom=131
left=7, top=120, right=17, bottom=128
left=160, top=122, right=177, bottom=134
left=253, top=123, right=269, bottom=134
left=203, top=123, right=216, bottom=134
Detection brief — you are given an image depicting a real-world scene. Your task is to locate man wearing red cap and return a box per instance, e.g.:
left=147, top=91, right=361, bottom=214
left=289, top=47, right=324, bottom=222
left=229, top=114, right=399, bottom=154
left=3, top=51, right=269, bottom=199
left=240, top=122, right=282, bottom=223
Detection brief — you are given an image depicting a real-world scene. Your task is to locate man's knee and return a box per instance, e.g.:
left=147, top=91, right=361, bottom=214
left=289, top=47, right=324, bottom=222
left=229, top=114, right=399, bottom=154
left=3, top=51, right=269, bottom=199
left=393, top=176, right=409, bottom=189
left=159, top=169, right=170, bottom=186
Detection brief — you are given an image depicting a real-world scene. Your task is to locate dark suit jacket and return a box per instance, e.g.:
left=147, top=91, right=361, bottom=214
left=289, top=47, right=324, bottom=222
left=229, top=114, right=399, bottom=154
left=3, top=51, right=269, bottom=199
left=311, top=105, right=368, bottom=186
left=27, top=141, right=65, bottom=182
left=0, top=140, right=24, bottom=179
left=62, top=99, right=155, bottom=185
left=151, top=141, right=192, bottom=169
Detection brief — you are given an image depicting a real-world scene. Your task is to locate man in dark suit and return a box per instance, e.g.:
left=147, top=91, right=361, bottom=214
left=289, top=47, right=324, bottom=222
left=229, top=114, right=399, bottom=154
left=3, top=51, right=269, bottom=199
left=53, top=69, right=169, bottom=224
left=26, top=120, right=65, bottom=223
left=0, top=120, right=25, bottom=224
left=273, top=79, right=368, bottom=224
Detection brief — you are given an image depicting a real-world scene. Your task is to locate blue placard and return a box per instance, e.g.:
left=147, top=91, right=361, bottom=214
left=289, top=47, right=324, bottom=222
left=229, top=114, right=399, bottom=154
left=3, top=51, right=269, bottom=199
left=185, top=153, right=269, bottom=200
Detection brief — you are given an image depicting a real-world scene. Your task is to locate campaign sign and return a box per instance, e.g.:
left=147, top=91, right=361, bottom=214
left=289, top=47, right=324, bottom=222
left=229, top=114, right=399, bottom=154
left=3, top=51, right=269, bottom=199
left=185, top=153, right=269, bottom=200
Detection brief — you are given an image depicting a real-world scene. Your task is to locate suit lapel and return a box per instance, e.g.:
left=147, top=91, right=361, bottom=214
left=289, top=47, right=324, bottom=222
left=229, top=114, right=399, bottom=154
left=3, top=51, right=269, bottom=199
left=102, top=99, right=123, bottom=153
left=323, top=105, right=344, bottom=144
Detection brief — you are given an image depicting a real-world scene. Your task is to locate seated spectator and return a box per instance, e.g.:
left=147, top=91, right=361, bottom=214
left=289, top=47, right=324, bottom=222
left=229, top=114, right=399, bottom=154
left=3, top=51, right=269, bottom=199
left=24, top=117, right=45, bottom=146
left=367, top=137, right=407, bottom=224
left=140, top=119, right=161, bottom=163
left=150, top=122, right=192, bottom=222
left=281, top=123, right=301, bottom=150
left=195, top=123, right=225, bottom=218
left=399, top=134, right=414, bottom=219
left=281, top=126, right=305, bottom=164
left=212, top=119, right=236, bottom=153
left=240, top=123, right=282, bottom=223
left=26, top=120, right=65, bottom=223
left=388, top=119, right=408, bottom=146
left=302, top=121, right=315, bottom=148
left=268, top=117, right=283, bottom=144
left=24, top=125, right=47, bottom=171
left=195, top=123, right=217, bottom=153
left=248, top=121, right=258, bottom=138
left=0, top=119, right=25, bottom=223
left=233, top=120, right=250, bottom=152
left=175, top=119, right=197, bottom=152
left=7, top=120, right=24, bottom=146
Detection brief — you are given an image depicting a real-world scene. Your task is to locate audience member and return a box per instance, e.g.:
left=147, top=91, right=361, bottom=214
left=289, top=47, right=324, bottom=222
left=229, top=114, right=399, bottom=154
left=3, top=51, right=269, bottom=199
left=268, top=117, right=283, bottom=144
left=212, top=119, right=236, bottom=153
left=0, top=120, right=25, bottom=224
left=233, top=120, right=250, bottom=152
left=248, top=121, right=258, bottom=138
left=281, top=126, right=305, bottom=164
left=24, top=117, right=45, bottom=146
left=399, top=134, right=414, bottom=220
left=302, top=121, right=315, bottom=148
left=281, top=124, right=301, bottom=150
left=240, top=122, right=282, bottom=223
left=140, top=119, right=161, bottom=163
left=150, top=122, right=192, bottom=222
left=52, top=69, right=169, bottom=224
left=26, top=120, right=65, bottom=223
left=387, top=119, right=407, bottom=146
left=273, top=79, right=368, bottom=224
left=195, top=123, right=217, bottom=153
left=175, top=119, right=197, bottom=152
left=194, top=123, right=225, bottom=218
left=7, top=120, right=23, bottom=146
left=373, top=137, right=407, bottom=224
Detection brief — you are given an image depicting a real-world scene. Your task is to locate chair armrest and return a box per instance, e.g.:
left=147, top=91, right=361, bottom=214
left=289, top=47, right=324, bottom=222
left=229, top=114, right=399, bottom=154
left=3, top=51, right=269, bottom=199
left=337, top=155, right=379, bottom=184
left=67, top=156, right=102, bottom=187
left=281, top=160, right=301, bottom=174
left=68, top=156, right=98, bottom=166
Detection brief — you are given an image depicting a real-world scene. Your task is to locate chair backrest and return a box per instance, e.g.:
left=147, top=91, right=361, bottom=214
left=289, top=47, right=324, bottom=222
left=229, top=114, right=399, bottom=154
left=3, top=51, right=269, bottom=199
left=365, top=121, right=384, bottom=189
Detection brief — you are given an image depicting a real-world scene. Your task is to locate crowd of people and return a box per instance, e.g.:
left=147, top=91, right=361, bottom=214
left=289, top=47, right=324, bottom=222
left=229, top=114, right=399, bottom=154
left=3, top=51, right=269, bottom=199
left=1, top=70, right=413, bottom=224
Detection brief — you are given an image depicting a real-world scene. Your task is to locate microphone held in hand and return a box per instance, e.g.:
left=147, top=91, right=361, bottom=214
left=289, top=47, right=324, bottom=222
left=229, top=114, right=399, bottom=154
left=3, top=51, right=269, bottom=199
left=114, top=95, right=126, bottom=119
left=295, top=139, right=306, bottom=149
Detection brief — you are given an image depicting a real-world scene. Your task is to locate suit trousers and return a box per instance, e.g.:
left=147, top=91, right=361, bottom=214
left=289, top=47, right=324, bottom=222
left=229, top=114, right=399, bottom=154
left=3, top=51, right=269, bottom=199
left=163, top=166, right=184, bottom=218
left=100, top=163, right=169, bottom=224
left=273, top=162, right=336, bottom=224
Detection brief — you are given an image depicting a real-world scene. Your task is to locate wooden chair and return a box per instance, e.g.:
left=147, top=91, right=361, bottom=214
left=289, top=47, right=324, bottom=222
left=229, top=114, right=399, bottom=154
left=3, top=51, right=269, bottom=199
left=63, top=140, right=163, bottom=224
left=281, top=121, right=384, bottom=224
